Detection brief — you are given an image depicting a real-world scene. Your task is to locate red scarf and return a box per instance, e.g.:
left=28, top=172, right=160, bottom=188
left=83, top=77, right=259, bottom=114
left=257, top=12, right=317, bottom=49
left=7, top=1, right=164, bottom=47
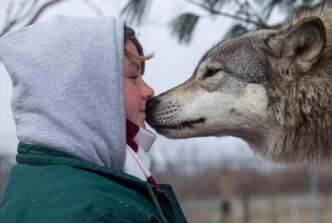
left=124, top=119, right=160, bottom=189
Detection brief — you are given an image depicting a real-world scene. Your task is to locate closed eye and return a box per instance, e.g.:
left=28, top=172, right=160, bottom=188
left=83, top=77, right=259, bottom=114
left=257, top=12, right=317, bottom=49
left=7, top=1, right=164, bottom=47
left=129, top=74, right=140, bottom=80
left=203, top=69, right=219, bottom=79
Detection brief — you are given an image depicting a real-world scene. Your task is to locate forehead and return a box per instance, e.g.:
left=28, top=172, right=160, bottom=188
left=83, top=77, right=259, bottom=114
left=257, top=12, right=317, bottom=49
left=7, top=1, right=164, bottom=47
left=125, top=40, right=139, bottom=56
left=208, top=29, right=274, bottom=58
left=196, top=32, right=269, bottom=84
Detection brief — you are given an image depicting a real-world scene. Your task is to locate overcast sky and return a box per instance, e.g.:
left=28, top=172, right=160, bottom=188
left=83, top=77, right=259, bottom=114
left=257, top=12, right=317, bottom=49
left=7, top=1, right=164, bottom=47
left=1, top=0, right=284, bottom=169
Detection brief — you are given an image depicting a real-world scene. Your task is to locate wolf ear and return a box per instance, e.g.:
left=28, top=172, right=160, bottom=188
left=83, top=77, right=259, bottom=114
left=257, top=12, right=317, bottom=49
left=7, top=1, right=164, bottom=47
left=263, top=17, right=325, bottom=75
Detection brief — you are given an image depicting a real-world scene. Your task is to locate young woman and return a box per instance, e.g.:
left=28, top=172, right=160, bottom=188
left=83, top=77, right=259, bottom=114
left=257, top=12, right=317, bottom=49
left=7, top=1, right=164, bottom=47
left=0, top=16, right=187, bottom=223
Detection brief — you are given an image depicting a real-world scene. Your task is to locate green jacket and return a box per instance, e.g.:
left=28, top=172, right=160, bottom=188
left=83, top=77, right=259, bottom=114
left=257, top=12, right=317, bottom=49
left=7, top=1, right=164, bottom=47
left=0, top=143, right=187, bottom=223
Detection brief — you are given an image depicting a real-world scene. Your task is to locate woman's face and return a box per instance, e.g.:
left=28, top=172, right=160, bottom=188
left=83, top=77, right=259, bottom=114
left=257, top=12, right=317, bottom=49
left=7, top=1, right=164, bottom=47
left=123, top=40, right=154, bottom=129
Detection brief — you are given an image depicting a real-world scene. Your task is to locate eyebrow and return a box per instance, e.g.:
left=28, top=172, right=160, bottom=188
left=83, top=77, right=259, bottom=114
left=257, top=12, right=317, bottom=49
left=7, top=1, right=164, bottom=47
left=129, top=61, right=141, bottom=71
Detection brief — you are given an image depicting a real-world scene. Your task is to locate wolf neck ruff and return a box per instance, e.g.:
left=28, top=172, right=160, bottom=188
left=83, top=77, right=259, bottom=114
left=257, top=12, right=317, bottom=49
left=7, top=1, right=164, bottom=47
left=123, top=119, right=160, bottom=189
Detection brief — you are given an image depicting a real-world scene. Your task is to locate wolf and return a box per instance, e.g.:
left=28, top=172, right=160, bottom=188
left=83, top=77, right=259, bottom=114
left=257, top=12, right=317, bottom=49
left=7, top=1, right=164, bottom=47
left=146, top=4, right=332, bottom=163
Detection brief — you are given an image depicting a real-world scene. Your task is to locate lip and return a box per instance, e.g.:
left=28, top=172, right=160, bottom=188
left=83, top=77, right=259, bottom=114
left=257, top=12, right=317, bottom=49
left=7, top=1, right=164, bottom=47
left=139, top=111, right=146, bottom=117
left=152, top=118, right=206, bottom=130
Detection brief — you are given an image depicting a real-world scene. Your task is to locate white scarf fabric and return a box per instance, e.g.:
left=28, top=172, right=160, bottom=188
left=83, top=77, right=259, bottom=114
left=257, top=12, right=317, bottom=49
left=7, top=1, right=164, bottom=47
left=123, top=119, right=160, bottom=189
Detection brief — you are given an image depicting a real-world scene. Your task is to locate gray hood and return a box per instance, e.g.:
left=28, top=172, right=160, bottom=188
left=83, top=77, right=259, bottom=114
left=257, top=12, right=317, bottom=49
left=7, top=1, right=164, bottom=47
left=1, top=16, right=126, bottom=170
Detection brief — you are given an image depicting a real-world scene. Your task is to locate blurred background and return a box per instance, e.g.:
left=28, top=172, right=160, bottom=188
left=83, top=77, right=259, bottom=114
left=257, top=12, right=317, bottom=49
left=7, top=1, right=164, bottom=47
left=1, top=0, right=332, bottom=222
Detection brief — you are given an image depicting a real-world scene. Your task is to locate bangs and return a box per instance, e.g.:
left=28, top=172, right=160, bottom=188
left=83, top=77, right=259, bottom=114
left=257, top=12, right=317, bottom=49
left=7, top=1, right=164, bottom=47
left=124, top=36, right=153, bottom=75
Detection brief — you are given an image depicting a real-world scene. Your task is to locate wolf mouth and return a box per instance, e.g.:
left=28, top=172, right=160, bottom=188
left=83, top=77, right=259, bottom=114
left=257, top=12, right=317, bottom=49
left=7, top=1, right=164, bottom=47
left=153, top=118, right=206, bottom=130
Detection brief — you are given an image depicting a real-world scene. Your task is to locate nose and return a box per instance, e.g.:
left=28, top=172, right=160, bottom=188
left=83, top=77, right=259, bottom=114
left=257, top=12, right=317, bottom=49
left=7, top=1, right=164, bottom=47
left=142, top=80, right=155, bottom=99
left=146, top=97, right=160, bottom=111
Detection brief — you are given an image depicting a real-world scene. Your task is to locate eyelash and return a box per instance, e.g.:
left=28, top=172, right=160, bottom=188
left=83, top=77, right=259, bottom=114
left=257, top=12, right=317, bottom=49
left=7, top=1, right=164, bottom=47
left=129, top=74, right=139, bottom=80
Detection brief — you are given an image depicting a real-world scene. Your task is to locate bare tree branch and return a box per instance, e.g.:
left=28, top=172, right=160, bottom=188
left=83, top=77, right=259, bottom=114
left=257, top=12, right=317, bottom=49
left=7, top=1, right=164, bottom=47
left=233, top=0, right=251, bottom=23
left=13, top=0, right=36, bottom=20
left=1, top=0, right=67, bottom=37
left=186, top=0, right=269, bottom=28
left=15, top=0, right=39, bottom=27
left=1, top=0, right=35, bottom=36
left=82, top=0, right=104, bottom=16
left=243, top=0, right=267, bottom=28
left=1, top=0, right=105, bottom=37
left=27, top=0, right=69, bottom=26
left=3, top=1, right=14, bottom=31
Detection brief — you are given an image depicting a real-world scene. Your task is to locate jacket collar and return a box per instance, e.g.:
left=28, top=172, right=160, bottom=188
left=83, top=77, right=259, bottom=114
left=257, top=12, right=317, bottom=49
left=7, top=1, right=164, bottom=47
left=16, top=142, right=149, bottom=190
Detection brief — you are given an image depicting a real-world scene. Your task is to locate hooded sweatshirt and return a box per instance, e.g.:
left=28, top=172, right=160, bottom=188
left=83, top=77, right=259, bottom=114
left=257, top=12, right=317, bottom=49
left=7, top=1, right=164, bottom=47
left=1, top=15, right=126, bottom=170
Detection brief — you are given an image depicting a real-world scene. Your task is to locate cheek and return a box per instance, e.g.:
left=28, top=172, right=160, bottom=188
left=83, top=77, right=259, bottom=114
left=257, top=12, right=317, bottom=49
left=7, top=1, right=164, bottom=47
left=124, top=82, right=141, bottom=118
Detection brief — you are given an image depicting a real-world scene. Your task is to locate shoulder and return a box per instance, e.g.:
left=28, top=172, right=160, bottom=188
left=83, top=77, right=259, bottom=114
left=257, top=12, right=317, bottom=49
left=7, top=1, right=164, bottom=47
left=1, top=164, right=164, bottom=223
left=55, top=166, right=164, bottom=222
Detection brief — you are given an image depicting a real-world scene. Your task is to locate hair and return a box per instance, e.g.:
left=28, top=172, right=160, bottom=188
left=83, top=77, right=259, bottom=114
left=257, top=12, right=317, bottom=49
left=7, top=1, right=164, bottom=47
left=124, top=35, right=153, bottom=75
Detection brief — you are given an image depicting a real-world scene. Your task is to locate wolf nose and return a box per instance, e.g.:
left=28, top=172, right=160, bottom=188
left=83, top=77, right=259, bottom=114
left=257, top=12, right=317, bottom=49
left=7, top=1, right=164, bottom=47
left=146, top=97, right=160, bottom=111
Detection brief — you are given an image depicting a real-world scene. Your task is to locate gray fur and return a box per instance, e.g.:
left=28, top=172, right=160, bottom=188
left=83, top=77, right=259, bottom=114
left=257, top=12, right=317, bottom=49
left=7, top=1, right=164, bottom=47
left=147, top=4, right=332, bottom=163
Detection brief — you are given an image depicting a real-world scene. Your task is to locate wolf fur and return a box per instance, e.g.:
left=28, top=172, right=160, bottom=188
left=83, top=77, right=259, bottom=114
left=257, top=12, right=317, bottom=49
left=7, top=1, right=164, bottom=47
left=146, top=4, right=332, bottom=163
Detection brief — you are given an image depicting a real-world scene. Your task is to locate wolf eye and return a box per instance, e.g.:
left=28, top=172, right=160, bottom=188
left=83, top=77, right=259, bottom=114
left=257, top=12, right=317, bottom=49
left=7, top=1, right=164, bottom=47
left=203, top=69, right=219, bottom=79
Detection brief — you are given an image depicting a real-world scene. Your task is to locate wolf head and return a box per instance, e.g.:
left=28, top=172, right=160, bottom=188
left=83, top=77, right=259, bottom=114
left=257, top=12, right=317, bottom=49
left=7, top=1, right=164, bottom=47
left=147, top=6, right=332, bottom=163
